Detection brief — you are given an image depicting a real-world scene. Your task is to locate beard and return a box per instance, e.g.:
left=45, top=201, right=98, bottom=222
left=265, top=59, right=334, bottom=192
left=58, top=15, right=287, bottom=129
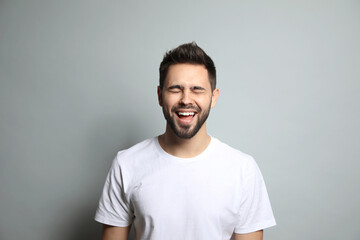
left=162, top=102, right=211, bottom=139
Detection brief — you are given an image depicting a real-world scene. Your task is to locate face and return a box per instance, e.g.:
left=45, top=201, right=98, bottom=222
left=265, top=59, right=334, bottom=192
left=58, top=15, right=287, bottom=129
left=158, top=64, right=219, bottom=139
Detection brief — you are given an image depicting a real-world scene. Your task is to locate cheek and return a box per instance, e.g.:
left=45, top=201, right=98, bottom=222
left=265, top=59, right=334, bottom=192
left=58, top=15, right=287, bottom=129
left=199, top=96, right=212, bottom=107
left=163, top=95, right=178, bottom=106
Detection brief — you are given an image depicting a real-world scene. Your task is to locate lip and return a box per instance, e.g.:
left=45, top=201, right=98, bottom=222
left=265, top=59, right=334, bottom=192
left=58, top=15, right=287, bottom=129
left=174, top=109, right=197, bottom=125
left=175, top=108, right=198, bottom=112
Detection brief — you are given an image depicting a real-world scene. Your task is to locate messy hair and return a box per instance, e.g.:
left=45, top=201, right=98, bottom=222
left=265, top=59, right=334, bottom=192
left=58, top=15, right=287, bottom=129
left=159, top=42, right=216, bottom=91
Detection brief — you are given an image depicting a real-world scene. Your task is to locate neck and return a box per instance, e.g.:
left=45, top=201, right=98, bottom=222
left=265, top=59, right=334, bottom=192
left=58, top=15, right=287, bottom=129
left=158, top=124, right=211, bottom=158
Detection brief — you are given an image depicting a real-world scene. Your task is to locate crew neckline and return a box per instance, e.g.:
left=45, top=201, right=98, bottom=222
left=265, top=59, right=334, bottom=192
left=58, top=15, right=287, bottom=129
left=154, top=136, right=216, bottom=163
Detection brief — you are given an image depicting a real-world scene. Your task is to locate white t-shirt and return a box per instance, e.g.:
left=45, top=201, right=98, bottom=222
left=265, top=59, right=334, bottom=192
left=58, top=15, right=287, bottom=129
left=95, top=137, right=276, bottom=239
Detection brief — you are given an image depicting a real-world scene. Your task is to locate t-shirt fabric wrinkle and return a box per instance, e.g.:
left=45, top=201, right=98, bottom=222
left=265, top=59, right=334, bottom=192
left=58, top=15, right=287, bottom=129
left=95, top=137, right=276, bottom=240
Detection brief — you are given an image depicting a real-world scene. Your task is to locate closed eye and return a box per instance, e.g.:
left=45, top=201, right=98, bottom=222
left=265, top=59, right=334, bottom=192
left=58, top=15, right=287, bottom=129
left=167, top=85, right=183, bottom=93
left=191, top=86, right=206, bottom=93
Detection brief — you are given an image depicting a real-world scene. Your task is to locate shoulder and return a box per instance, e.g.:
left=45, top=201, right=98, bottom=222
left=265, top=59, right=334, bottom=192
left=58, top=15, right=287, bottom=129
left=212, top=137, right=254, bottom=162
left=114, top=137, right=158, bottom=166
left=108, top=137, right=160, bottom=188
left=211, top=137, right=259, bottom=174
left=116, top=138, right=156, bottom=157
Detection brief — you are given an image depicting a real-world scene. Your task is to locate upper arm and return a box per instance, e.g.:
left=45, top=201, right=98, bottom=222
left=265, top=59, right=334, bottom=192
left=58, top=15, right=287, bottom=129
left=101, top=224, right=131, bottom=240
left=233, top=230, right=263, bottom=240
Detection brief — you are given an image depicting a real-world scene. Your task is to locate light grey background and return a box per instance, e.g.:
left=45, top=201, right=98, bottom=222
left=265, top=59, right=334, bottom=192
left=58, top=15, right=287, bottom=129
left=1, top=0, right=359, bottom=239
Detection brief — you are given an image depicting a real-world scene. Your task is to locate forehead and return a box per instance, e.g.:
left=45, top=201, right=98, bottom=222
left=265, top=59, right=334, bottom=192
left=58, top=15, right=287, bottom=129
left=165, top=63, right=210, bottom=87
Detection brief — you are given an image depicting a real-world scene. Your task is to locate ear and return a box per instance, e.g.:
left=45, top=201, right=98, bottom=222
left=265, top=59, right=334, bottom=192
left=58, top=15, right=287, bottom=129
left=210, top=88, right=219, bottom=108
left=157, top=86, right=163, bottom=106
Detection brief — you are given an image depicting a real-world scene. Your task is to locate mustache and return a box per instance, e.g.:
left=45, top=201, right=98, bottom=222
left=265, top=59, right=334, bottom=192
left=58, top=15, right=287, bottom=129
left=171, top=104, right=200, bottom=112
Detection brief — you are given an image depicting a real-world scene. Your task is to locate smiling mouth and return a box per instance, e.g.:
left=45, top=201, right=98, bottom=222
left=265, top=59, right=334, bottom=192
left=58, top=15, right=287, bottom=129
left=176, top=111, right=196, bottom=119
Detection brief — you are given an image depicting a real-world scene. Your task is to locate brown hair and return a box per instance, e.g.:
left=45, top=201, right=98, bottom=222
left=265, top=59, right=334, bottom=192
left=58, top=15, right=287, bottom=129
left=159, top=42, right=216, bottom=90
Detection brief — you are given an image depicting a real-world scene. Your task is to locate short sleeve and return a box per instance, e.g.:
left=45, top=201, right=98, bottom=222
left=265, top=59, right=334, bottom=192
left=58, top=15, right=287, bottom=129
left=94, top=155, right=134, bottom=227
left=234, top=157, right=276, bottom=234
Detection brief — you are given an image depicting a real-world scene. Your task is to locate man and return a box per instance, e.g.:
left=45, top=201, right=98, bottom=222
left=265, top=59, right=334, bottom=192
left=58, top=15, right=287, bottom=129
left=95, top=42, right=276, bottom=240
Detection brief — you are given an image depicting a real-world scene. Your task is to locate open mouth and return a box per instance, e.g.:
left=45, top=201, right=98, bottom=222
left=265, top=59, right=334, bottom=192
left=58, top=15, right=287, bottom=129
left=176, top=111, right=196, bottom=119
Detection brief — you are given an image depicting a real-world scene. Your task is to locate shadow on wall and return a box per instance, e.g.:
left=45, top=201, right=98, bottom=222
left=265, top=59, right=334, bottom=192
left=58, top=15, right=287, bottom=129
left=63, top=114, right=144, bottom=240
left=65, top=204, right=136, bottom=240
left=69, top=205, right=102, bottom=240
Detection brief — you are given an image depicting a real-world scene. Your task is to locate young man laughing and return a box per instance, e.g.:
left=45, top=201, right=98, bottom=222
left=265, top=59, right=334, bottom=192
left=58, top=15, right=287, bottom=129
left=95, top=42, right=276, bottom=240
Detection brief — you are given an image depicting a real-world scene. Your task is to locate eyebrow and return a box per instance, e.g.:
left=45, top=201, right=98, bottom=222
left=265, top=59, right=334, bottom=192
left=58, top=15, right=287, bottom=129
left=191, top=86, right=206, bottom=90
left=167, top=85, right=206, bottom=91
left=168, top=85, right=183, bottom=90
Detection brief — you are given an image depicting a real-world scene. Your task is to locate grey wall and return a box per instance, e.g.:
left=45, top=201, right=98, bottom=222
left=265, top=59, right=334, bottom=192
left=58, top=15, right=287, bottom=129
left=1, top=0, right=359, bottom=239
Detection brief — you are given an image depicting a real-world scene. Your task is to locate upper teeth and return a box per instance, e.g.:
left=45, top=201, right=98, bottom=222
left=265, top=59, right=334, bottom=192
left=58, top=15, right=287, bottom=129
left=178, top=112, right=194, bottom=116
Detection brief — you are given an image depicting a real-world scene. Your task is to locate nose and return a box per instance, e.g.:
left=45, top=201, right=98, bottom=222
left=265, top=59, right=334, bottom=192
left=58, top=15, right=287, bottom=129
left=179, top=90, right=192, bottom=105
